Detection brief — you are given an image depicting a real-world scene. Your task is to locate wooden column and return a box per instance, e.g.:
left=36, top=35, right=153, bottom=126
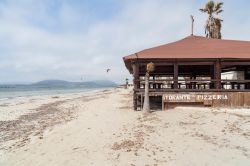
left=132, top=63, right=139, bottom=89
left=210, top=65, right=214, bottom=89
left=214, top=60, right=221, bottom=89
left=152, top=76, right=155, bottom=89
left=245, top=67, right=250, bottom=89
left=174, top=62, right=179, bottom=89
left=132, top=63, right=139, bottom=110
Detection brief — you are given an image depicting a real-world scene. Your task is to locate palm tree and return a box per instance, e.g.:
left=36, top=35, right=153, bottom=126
left=200, top=1, right=223, bottom=39
left=143, top=62, right=155, bottom=112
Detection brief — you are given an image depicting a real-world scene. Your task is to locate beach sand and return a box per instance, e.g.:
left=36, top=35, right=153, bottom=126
left=0, top=87, right=250, bottom=166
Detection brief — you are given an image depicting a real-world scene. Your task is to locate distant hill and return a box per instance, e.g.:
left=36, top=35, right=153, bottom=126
left=31, top=79, right=117, bottom=88
left=32, top=80, right=71, bottom=86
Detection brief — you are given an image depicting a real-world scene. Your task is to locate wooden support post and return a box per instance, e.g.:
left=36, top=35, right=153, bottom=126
left=132, top=63, right=139, bottom=89
left=210, top=65, right=214, bottom=89
left=245, top=67, right=250, bottom=89
left=132, top=63, right=139, bottom=110
left=141, top=94, right=143, bottom=110
left=214, top=60, right=221, bottom=89
left=152, top=76, right=155, bottom=89
left=191, top=67, right=197, bottom=89
left=174, top=62, right=179, bottom=89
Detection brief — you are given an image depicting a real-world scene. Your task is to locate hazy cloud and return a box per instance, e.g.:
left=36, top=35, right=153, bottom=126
left=0, top=0, right=249, bottom=83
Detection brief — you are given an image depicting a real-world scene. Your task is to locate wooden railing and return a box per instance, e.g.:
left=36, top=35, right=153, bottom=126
left=134, top=79, right=250, bottom=91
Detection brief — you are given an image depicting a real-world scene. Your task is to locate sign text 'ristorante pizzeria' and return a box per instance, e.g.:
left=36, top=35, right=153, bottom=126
left=163, top=94, right=229, bottom=102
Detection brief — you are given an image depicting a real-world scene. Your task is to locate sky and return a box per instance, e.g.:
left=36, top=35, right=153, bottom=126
left=0, top=0, right=250, bottom=84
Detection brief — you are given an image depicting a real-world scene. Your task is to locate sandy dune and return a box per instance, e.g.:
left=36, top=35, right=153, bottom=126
left=0, top=87, right=250, bottom=166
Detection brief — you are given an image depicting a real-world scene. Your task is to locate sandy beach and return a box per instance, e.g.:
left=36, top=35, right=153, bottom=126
left=0, top=87, right=250, bottom=166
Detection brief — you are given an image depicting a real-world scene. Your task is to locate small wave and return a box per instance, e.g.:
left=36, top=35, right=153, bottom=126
left=0, top=97, right=11, bottom=101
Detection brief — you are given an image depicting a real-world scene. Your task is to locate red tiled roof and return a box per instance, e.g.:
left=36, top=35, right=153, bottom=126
left=123, top=35, right=250, bottom=60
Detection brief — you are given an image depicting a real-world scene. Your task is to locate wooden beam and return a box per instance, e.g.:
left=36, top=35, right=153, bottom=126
left=174, top=62, right=179, bottom=89
left=135, top=60, right=250, bottom=67
left=138, top=61, right=215, bottom=66
left=214, top=60, right=221, bottom=89
left=135, top=89, right=250, bottom=93
left=178, top=61, right=214, bottom=65
left=137, top=62, right=174, bottom=66
left=132, top=63, right=140, bottom=89
left=221, top=61, right=250, bottom=66
left=245, top=67, right=250, bottom=89
left=132, top=63, right=140, bottom=110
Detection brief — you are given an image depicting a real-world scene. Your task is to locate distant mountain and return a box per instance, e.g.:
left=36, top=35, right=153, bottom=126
left=32, top=80, right=71, bottom=86
left=31, top=79, right=117, bottom=88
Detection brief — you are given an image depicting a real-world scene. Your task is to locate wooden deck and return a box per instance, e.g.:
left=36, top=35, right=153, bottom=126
left=135, top=91, right=250, bottom=111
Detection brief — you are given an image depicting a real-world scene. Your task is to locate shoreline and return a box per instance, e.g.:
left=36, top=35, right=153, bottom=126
left=0, top=87, right=114, bottom=121
left=0, top=88, right=116, bottom=154
left=0, top=86, right=114, bottom=101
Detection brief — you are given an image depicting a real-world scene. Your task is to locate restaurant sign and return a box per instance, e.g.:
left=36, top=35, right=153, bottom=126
left=163, top=94, right=229, bottom=102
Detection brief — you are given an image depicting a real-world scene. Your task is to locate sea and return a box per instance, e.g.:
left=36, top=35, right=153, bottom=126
left=0, top=84, right=114, bottom=101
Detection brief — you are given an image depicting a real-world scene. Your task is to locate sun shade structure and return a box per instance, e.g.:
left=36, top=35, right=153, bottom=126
left=123, top=35, right=250, bottom=111
left=124, top=35, right=250, bottom=72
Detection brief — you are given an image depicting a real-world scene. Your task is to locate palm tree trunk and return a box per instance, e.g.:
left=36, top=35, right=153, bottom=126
left=143, top=72, right=150, bottom=112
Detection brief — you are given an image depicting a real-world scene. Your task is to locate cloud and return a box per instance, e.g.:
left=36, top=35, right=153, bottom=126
left=0, top=0, right=249, bottom=83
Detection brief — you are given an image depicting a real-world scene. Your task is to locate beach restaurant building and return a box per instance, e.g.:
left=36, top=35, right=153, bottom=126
left=123, top=35, right=250, bottom=110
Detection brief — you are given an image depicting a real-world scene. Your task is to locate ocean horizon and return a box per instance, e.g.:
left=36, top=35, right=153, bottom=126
left=0, top=80, right=117, bottom=100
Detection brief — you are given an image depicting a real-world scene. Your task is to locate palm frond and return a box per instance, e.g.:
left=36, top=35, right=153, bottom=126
left=206, top=1, right=215, bottom=15
left=206, top=1, right=215, bottom=10
left=215, top=2, right=224, bottom=12
left=200, top=8, right=208, bottom=13
left=216, top=9, right=223, bottom=14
